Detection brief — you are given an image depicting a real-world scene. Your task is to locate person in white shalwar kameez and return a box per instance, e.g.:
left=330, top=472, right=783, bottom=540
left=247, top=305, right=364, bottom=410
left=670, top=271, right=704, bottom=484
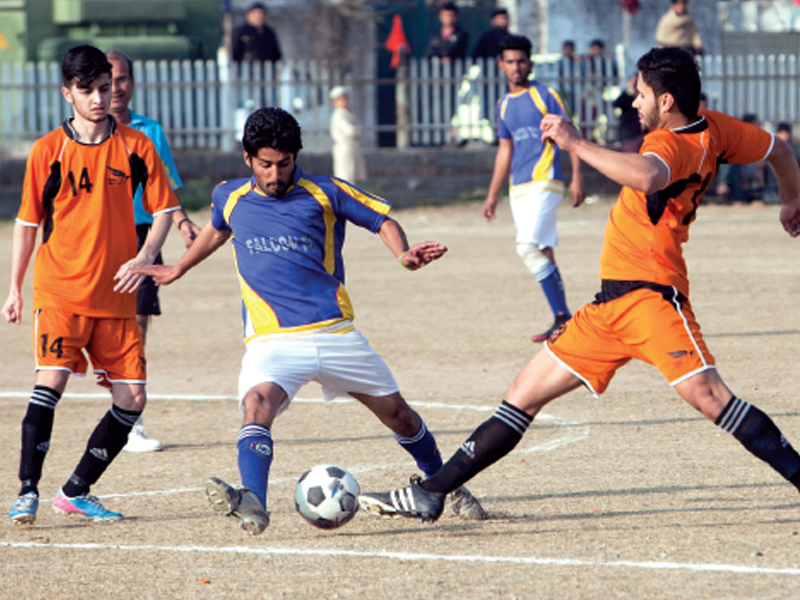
left=330, top=86, right=367, bottom=183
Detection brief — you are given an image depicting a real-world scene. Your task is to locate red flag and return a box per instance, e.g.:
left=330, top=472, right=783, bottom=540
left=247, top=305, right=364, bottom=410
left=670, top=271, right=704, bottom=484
left=385, top=14, right=410, bottom=69
left=794, top=0, right=800, bottom=9
left=621, top=0, right=640, bottom=15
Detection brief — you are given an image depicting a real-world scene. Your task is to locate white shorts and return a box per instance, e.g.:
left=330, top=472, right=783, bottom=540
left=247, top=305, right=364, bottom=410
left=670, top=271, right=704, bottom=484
left=509, top=185, right=564, bottom=247
left=238, top=329, right=399, bottom=415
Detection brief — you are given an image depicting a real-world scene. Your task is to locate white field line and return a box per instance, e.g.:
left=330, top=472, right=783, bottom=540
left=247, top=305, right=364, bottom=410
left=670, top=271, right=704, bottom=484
left=1, top=541, right=798, bottom=576
left=406, top=210, right=776, bottom=236
left=0, top=392, right=585, bottom=503
left=0, top=391, right=561, bottom=418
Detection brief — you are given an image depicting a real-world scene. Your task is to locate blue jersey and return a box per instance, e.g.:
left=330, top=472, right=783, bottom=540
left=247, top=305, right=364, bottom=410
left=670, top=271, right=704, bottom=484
left=496, top=81, right=570, bottom=194
left=129, top=110, right=182, bottom=225
left=211, top=166, right=390, bottom=341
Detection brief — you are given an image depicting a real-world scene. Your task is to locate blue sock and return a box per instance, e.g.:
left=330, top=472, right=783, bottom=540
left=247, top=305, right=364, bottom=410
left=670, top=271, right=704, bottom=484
left=395, top=419, right=443, bottom=478
left=237, top=423, right=273, bottom=508
left=538, top=266, right=570, bottom=317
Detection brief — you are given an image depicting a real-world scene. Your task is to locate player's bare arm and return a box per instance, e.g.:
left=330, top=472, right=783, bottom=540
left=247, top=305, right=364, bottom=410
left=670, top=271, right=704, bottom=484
left=131, top=220, right=232, bottom=285
left=2, top=223, right=37, bottom=324
left=765, top=136, right=800, bottom=237
left=541, top=114, right=669, bottom=193
left=482, top=138, right=513, bottom=221
left=378, top=217, right=447, bottom=270
left=568, top=151, right=586, bottom=207
left=114, top=210, right=173, bottom=293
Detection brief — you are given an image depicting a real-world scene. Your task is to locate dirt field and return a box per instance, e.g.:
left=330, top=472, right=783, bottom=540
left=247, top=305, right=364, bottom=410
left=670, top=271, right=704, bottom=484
left=1, top=198, right=800, bottom=600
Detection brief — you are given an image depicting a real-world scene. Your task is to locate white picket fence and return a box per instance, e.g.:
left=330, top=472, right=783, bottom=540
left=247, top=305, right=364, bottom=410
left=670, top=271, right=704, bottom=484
left=1, top=53, right=799, bottom=155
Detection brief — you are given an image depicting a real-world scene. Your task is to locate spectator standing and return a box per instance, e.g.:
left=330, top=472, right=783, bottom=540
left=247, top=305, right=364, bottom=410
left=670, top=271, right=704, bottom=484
left=471, top=8, right=510, bottom=60
left=557, top=40, right=581, bottom=116
left=107, top=51, right=202, bottom=452
left=583, top=39, right=617, bottom=143
left=613, top=73, right=644, bottom=153
left=329, top=86, right=366, bottom=184
left=425, top=2, right=468, bottom=61
left=655, top=0, right=703, bottom=57
left=233, top=2, right=283, bottom=63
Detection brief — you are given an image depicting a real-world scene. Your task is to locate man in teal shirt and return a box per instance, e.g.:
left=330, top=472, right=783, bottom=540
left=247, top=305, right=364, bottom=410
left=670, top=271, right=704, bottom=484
left=108, top=51, right=201, bottom=452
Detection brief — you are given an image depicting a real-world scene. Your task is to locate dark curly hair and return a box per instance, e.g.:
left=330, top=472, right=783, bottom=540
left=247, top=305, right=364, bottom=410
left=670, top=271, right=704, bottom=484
left=637, top=47, right=701, bottom=119
left=242, top=107, right=303, bottom=157
left=62, top=44, right=112, bottom=88
left=499, top=35, right=532, bottom=58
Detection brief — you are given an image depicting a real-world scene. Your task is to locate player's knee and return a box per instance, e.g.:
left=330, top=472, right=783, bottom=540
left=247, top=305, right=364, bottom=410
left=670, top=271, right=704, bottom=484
left=241, top=389, right=280, bottom=425
left=516, top=243, right=555, bottom=281
left=380, top=394, right=419, bottom=434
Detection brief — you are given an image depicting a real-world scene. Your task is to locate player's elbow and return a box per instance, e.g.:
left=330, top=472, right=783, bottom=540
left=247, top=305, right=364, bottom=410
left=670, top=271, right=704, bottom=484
left=636, top=171, right=665, bottom=195
left=767, top=137, right=796, bottom=172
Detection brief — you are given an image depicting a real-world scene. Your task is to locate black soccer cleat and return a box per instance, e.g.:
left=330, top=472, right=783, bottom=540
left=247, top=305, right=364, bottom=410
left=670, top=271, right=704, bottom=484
left=531, top=312, right=570, bottom=343
left=359, top=476, right=445, bottom=523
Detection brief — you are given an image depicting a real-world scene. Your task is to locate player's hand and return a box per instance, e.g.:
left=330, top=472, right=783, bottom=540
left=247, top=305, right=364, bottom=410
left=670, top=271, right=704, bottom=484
left=482, top=196, right=499, bottom=221
left=180, top=221, right=201, bottom=248
left=400, top=242, right=448, bottom=270
left=2, top=291, right=23, bottom=324
left=113, top=259, right=147, bottom=294
left=569, top=176, right=586, bottom=208
left=540, top=114, right=581, bottom=152
left=129, top=264, right=183, bottom=286
left=779, top=196, right=800, bottom=237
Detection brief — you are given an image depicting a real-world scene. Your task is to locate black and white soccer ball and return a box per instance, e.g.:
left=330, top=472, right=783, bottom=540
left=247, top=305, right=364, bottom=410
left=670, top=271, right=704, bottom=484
left=294, top=464, right=360, bottom=530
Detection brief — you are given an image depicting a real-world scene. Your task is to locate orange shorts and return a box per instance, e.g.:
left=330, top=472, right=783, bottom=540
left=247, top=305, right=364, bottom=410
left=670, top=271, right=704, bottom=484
left=546, top=286, right=715, bottom=395
left=33, top=308, right=146, bottom=388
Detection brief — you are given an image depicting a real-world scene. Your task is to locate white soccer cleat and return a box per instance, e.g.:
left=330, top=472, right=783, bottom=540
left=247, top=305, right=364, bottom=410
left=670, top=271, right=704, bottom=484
left=123, top=422, right=164, bottom=453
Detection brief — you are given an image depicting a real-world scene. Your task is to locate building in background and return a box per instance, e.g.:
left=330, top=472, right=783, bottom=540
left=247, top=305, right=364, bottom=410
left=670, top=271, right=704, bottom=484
left=0, top=0, right=223, bottom=63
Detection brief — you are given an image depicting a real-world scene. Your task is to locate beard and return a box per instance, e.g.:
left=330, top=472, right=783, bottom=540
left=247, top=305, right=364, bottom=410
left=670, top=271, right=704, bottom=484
left=639, top=110, right=659, bottom=135
left=263, top=180, right=289, bottom=198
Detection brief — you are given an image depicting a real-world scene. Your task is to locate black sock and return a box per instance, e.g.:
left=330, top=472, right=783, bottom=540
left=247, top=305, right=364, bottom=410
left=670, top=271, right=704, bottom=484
left=421, top=400, right=533, bottom=495
left=62, top=405, right=141, bottom=497
left=716, top=397, right=800, bottom=489
left=19, top=385, right=61, bottom=496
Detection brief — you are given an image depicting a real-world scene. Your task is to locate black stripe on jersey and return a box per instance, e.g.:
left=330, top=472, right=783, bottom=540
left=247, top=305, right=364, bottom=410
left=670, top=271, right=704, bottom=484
left=41, top=161, right=62, bottom=245
left=129, top=152, right=149, bottom=198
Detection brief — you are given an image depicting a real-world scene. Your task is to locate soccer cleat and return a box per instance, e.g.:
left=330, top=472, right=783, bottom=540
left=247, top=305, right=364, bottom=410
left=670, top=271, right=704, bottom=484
left=204, top=476, right=270, bottom=536
left=359, top=476, right=445, bottom=523
left=9, top=491, right=39, bottom=525
left=531, top=312, right=570, bottom=344
left=446, top=485, right=487, bottom=520
left=52, top=489, right=123, bottom=521
left=123, top=421, right=164, bottom=453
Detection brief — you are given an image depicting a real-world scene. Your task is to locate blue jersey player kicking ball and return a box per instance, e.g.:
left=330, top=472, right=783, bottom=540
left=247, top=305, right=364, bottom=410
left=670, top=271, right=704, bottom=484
left=133, top=107, right=486, bottom=535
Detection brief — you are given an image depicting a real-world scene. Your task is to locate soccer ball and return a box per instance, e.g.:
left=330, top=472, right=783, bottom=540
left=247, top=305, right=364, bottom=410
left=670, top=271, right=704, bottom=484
left=294, top=464, right=360, bottom=530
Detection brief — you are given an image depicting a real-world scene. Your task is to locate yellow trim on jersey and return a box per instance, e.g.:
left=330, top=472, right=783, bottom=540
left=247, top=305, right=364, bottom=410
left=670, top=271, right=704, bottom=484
left=331, top=178, right=391, bottom=215
left=510, top=180, right=565, bottom=199
left=336, top=282, right=354, bottom=321
left=499, top=95, right=511, bottom=121
left=235, top=251, right=281, bottom=332
left=297, top=178, right=337, bottom=274
left=243, top=319, right=356, bottom=344
left=534, top=138, right=556, bottom=182
left=529, top=87, right=548, bottom=116
left=223, top=181, right=252, bottom=225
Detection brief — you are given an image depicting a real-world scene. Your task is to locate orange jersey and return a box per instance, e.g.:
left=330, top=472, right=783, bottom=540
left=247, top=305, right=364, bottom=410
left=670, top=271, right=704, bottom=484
left=600, top=110, right=773, bottom=297
left=17, top=118, right=179, bottom=317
